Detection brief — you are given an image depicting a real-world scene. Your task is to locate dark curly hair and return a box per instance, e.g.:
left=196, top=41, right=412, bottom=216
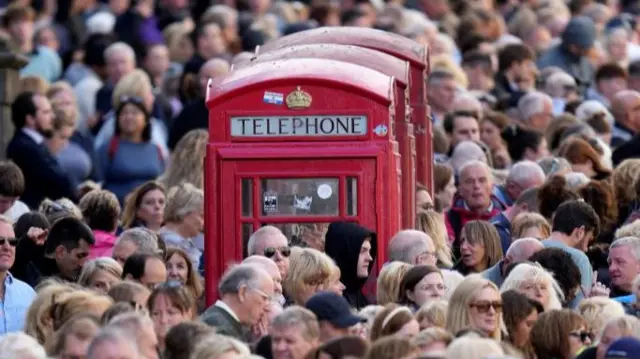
left=578, top=181, right=617, bottom=239
left=537, top=176, right=581, bottom=221
left=529, top=248, right=582, bottom=305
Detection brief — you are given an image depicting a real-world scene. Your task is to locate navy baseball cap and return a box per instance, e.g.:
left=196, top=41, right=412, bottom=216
left=606, top=337, right=640, bottom=359
left=305, top=292, right=364, bottom=329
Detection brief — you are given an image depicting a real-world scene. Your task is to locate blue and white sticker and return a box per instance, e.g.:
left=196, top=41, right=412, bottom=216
left=263, top=91, right=284, bottom=105
left=374, top=124, right=388, bottom=137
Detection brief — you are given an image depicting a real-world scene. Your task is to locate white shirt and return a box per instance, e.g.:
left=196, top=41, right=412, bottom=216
left=214, top=300, right=240, bottom=322
left=3, top=201, right=29, bottom=221
left=21, top=128, right=44, bottom=145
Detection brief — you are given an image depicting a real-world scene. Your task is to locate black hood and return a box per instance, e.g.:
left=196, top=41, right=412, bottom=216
left=324, top=221, right=377, bottom=292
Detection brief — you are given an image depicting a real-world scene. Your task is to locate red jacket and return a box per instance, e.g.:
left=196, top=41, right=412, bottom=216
left=445, top=195, right=506, bottom=243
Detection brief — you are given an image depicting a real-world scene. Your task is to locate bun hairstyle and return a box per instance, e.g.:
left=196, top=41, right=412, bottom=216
left=501, top=124, right=543, bottom=161
left=537, top=175, right=581, bottom=220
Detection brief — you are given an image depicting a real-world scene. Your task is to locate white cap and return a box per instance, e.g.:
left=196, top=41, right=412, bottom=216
left=86, top=12, right=116, bottom=35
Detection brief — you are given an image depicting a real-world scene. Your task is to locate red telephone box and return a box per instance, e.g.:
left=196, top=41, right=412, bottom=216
left=235, top=44, right=416, bottom=229
left=204, top=58, right=401, bottom=302
left=258, top=27, right=433, bottom=197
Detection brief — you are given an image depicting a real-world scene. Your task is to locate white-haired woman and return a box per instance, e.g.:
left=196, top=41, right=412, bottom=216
left=78, top=257, right=123, bottom=294
left=500, top=262, right=564, bottom=311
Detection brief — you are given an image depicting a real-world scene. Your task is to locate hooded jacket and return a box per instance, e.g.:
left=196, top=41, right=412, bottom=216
left=324, top=222, right=377, bottom=310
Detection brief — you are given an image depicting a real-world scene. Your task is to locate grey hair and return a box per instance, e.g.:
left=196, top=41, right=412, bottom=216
left=537, top=157, right=572, bottom=177
left=518, top=91, right=552, bottom=121
left=204, top=4, right=238, bottom=28
left=505, top=237, right=543, bottom=262
left=610, top=237, right=640, bottom=262
left=0, top=332, right=47, bottom=359
left=507, top=161, right=545, bottom=186
left=107, top=312, right=154, bottom=335
left=190, top=334, right=250, bottom=359
left=104, top=42, right=136, bottom=63
left=218, top=264, right=264, bottom=295
left=450, top=142, right=488, bottom=174
left=544, top=72, right=576, bottom=97
left=88, top=328, right=139, bottom=359
left=116, top=228, right=159, bottom=254
left=459, top=160, right=492, bottom=182
left=246, top=225, right=287, bottom=256
left=271, top=306, right=320, bottom=340
left=78, top=257, right=123, bottom=287
left=388, top=230, right=433, bottom=264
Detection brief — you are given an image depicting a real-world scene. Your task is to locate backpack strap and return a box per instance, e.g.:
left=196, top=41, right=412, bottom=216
left=108, top=137, right=119, bottom=161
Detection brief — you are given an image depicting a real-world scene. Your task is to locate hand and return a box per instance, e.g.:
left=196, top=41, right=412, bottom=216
left=251, top=315, right=268, bottom=339
left=26, top=227, right=48, bottom=245
left=590, top=282, right=611, bottom=297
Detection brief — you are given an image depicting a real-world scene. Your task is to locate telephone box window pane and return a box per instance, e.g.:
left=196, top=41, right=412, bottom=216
left=242, top=222, right=254, bottom=258
left=347, top=177, right=358, bottom=216
left=263, top=223, right=330, bottom=249
left=241, top=178, right=253, bottom=217
left=261, top=178, right=339, bottom=216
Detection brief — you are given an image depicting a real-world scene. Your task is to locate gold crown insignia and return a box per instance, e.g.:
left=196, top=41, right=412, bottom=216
left=286, top=86, right=312, bottom=109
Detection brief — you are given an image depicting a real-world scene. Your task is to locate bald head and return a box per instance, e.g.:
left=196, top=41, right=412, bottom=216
left=243, top=255, right=283, bottom=297
left=247, top=225, right=289, bottom=278
left=611, top=90, right=640, bottom=130
left=388, top=230, right=436, bottom=266
left=505, top=237, right=544, bottom=264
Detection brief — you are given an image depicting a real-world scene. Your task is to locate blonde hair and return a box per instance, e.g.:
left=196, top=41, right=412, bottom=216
left=500, top=262, right=564, bottom=311
left=50, top=290, right=113, bottom=331
left=613, top=159, right=640, bottom=209
left=78, top=257, right=123, bottom=288
left=446, top=275, right=503, bottom=340
left=445, top=337, right=504, bottom=359
left=0, top=332, right=47, bottom=359
left=25, top=284, right=78, bottom=344
left=441, top=270, right=465, bottom=299
left=164, top=183, right=204, bottom=223
left=578, top=297, right=626, bottom=336
left=416, top=300, right=449, bottom=329
left=376, top=261, right=413, bottom=305
left=616, top=221, right=640, bottom=239
left=511, top=212, right=551, bottom=240
left=601, top=315, right=640, bottom=341
left=45, top=313, right=100, bottom=357
left=370, top=304, right=416, bottom=341
left=190, top=334, right=250, bottom=359
left=283, top=247, right=339, bottom=305
left=112, top=69, right=152, bottom=109
left=414, top=327, right=453, bottom=349
left=159, top=129, right=208, bottom=190
left=46, top=81, right=74, bottom=99
left=416, top=210, right=453, bottom=268
left=431, top=54, right=468, bottom=89
left=20, top=75, right=50, bottom=95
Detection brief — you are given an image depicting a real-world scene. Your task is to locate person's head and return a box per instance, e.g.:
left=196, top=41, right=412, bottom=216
left=113, top=228, right=160, bottom=266
left=597, top=315, right=640, bottom=359
left=608, top=237, right=640, bottom=293
left=498, top=43, right=536, bottom=91
left=243, top=255, right=283, bottom=300
left=578, top=297, right=626, bottom=338
left=0, top=216, right=17, bottom=274
left=104, top=42, right=136, bottom=84
left=147, top=283, right=195, bottom=344
left=399, top=266, right=445, bottom=307
left=501, top=262, right=564, bottom=311
left=163, top=183, right=204, bottom=238
left=443, top=111, right=481, bottom=148
left=50, top=290, right=113, bottom=332
left=376, top=261, right=413, bottom=306
left=189, top=333, right=249, bottom=359
left=197, top=58, right=230, bottom=96
left=305, top=292, right=365, bottom=343
left=462, top=51, right=495, bottom=91
left=192, top=20, right=227, bottom=59
left=122, top=253, right=167, bottom=290
left=446, top=275, right=503, bottom=340
left=502, top=126, right=549, bottom=163
left=370, top=304, right=420, bottom=341
left=87, top=328, right=140, bottom=359
left=544, top=71, right=579, bottom=103
left=44, top=217, right=95, bottom=281
left=78, top=257, right=123, bottom=294
left=504, top=161, right=546, bottom=203
left=142, top=44, right=169, bottom=79
left=558, top=137, right=610, bottom=179
left=25, top=283, right=77, bottom=344
left=427, top=70, right=457, bottom=114
left=163, top=321, right=215, bottom=359
left=247, top=225, right=290, bottom=278
left=106, top=312, right=158, bottom=359
left=2, top=4, right=35, bottom=46
left=415, top=299, right=448, bottom=330
left=79, top=190, right=121, bottom=233
left=83, top=33, right=115, bottom=78
left=552, top=200, right=600, bottom=251
left=503, top=237, right=544, bottom=269
left=457, top=161, right=493, bottom=212
left=415, top=210, right=453, bottom=268
left=47, top=313, right=100, bottom=359
left=201, top=4, right=239, bottom=44
left=578, top=180, right=617, bottom=232
left=165, top=248, right=204, bottom=298
left=595, top=63, right=628, bottom=103
left=433, top=163, right=456, bottom=211
left=122, top=181, right=166, bottom=230
left=501, top=290, right=543, bottom=351
left=480, top=111, right=509, bottom=151
left=271, top=306, right=320, bottom=359
left=314, top=335, right=370, bottom=359
left=11, top=92, right=54, bottom=137
left=284, top=248, right=343, bottom=306
left=610, top=90, right=640, bottom=132
left=518, top=91, right=554, bottom=132
left=529, top=248, right=582, bottom=305
left=416, top=183, right=434, bottom=212
left=0, top=332, right=47, bottom=359
left=107, top=280, right=151, bottom=310
left=160, top=129, right=208, bottom=190
left=0, top=161, right=24, bottom=215
left=561, top=16, right=597, bottom=56
left=114, top=95, right=151, bottom=142
left=459, top=220, right=503, bottom=273
left=218, top=264, right=274, bottom=326
left=388, top=230, right=437, bottom=267
left=531, top=309, right=590, bottom=359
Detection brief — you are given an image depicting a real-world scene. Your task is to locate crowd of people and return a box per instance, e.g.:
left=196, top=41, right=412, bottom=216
left=3, top=0, right=640, bottom=359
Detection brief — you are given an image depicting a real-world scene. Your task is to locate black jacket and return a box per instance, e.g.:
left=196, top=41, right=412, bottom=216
left=168, top=97, right=208, bottom=150
left=12, top=234, right=63, bottom=287
left=324, top=222, right=377, bottom=310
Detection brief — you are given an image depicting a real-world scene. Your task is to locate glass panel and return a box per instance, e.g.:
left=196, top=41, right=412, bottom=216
left=241, top=178, right=253, bottom=217
left=347, top=177, right=358, bottom=216
left=261, top=178, right=339, bottom=216
left=263, top=223, right=330, bottom=249
left=242, top=222, right=254, bottom=258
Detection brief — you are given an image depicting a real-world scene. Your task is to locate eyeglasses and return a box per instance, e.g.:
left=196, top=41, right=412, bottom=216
left=264, top=246, right=291, bottom=258
left=249, top=287, right=270, bottom=302
left=570, top=330, right=593, bottom=343
left=0, top=237, right=17, bottom=247
left=155, top=280, right=183, bottom=289
left=469, top=301, right=503, bottom=313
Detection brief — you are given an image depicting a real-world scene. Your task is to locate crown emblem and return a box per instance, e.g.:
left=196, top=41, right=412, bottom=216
left=286, top=86, right=312, bottom=109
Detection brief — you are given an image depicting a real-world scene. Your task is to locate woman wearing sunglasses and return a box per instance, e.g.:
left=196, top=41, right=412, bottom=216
left=531, top=309, right=592, bottom=359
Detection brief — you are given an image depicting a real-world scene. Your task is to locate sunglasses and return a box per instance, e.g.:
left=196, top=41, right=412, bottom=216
left=120, top=95, right=145, bottom=105
left=469, top=301, right=503, bottom=313
left=0, top=237, right=17, bottom=247
left=264, top=246, right=291, bottom=258
left=155, top=280, right=183, bottom=289
left=570, top=330, right=593, bottom=343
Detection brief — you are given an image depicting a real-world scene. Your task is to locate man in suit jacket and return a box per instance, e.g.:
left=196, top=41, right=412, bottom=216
left=7, top=92, right=76, bottom=208
left=200, top=264, right=274, bottom=342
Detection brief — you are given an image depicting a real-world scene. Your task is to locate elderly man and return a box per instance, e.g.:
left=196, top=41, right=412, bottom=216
left=305, top=291, right=364, bottom=343
left=482, top=237, right=544, bottom=287
left=544, top=71, right=579, bottom=115
left=608, top=237, right=640, bottom=297
left=517, top=91, right=554, bottom=132
left=387, top=230, right=437, bottom=266
left=200, top=264, right=274, bottom=342
left=494, top=161, right=546, bottom=207
left=107, top=313, right=158, bottom=359
left=247, top=225, right=290, bottom=279
left=87, top=328, right=141, bottom=359
left=491, top=187, right=540, bottom=252
left=112, top=228, right=160, bottom=266
left=442, top=110, right=480, bottom=151
left=243, top=255, right=284, bottom=303
left=427, top=70, right=457, bottom=124
left=611, top=91, right=640, bottom=163
left=271, top=307, right=321, bottom=359
left=446, top=160, right=505, bottom=244
left=94, top=42, right=136, bottom=124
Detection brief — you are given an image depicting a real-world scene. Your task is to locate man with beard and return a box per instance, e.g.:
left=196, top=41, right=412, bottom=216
left=7, top=92, right=76, bottom=208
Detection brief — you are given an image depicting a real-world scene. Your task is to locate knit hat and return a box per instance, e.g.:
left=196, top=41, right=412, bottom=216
left=606, top=337, right=640, bottom=359
left=562, top=16, right=597, bottom=49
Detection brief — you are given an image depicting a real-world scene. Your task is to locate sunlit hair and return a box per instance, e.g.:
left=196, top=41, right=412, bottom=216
left=107, top=280, right=151, bottom=304
left=445, top=337, right=504, bottom=358
left=511, top=212, right=551, bottom=240
left=500, top=262, right=563, bottom=311
left=78, top=257, right=123, bottom=288
left=25, top=283, right=77, bottom=344
left=189, top=333, right=250, bottom=359
left=163, top=183, right=204, bottom=223
left=148, top=283, right=196, bottom=321
left=283, top=247, right=340, bottom=305
left=414, top=327, right=453, bottom=350
left=459, top=220, right=503, bottom=272
left=615, top=221, right=640, bottom=239
left=600, top=315, right=640, bottom=342
left=446, top=275, right=503, bottom=341
left=165, top=248, right=204, bottom=298
left=613, top=159, right=640, bottom=210
left=159, top=129, right=208, bottom=190
left=121, top=181, right=166, bottom=229
left=370, top=304, right=415, bottom=341
left=578, top=297, right=625, bottom=337
left=441, top=270, right=465, bottom=300
left=50, top=290, right=113, bottom=331
left=416, top=300, right=449, bottom=329
left=0, top=332, right=47, bottom=359
left=111, top=69, right=152, bottom=109
left=376, top=261, right=413, bottom=305
left=416, top=210, right=453, bottom=267
left=45, top=313, right=100, bottom=357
